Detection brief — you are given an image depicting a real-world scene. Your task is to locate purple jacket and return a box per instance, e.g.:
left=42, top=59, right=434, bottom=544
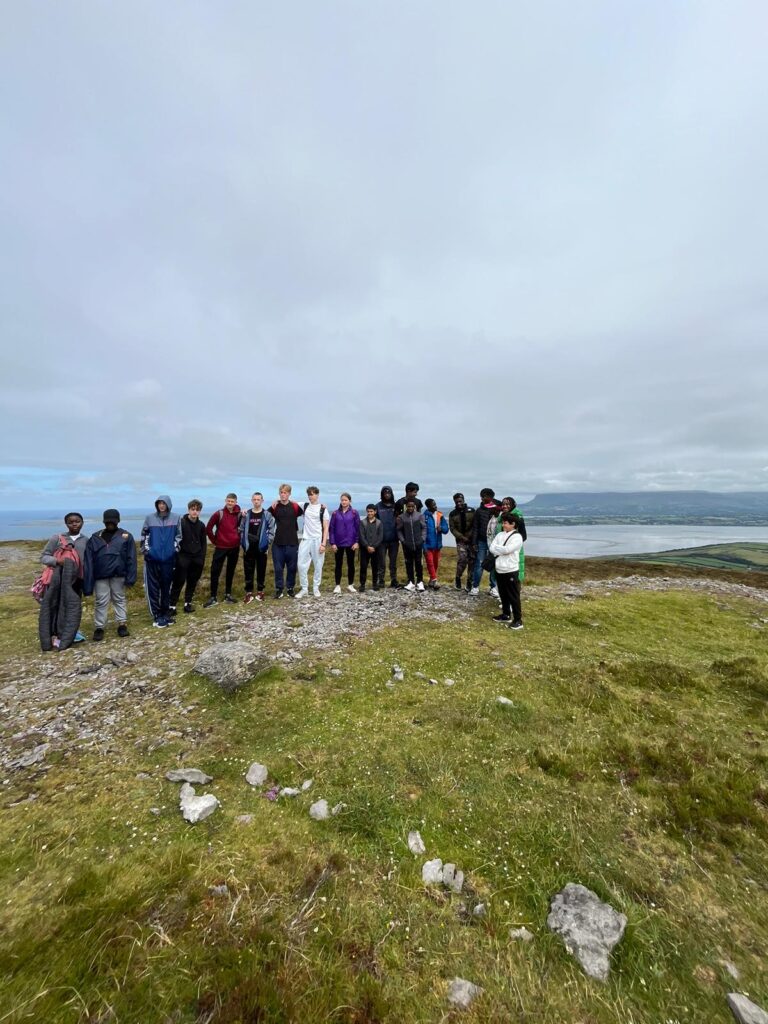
left=329, top=507, right=360, bottom=548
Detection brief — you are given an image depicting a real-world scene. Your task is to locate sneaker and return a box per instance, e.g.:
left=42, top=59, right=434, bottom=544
left=203, top=597, right=218, bottom=608
left=428, top=579, right=439, bottom=590
left=313, top=588, right=321, bottom=597
left=92, top=628, right=105, bottom=641
left=470, top=587, right=480, bottom=596
left=117, top=623, right=130, bottom=637
left=244, top=592, right=254, bottom=604
left=256, top=592, right=265, bottom=601
left=73, top=631, right=86, bottom=643
left=489, top=586, right=499, bottom=598
left=465, top=584, right=473, bottom=593
left=153, top=618, right=169, bottom=629
left=333, top=585, right=342, bottom=594
left=509, top=621, right=524, bottom=630
left=184, top=603, right=193, bottom=613
left=347, top=584, right=357, bottom=593
left=389, top=580, right=399, bottom=589
left=404, top=581, right=415, bottom=591
left=455, top=578, right=462, bottom=590
left=287, top=588, right=295, bottom=598
left=295, top=589, right=308, bottom=600
left=223, top=594, right=235, bottom=604
left=372, top=584, right=380, bottom=591
left=359, top=584, right=366, bottom=593
left=275, top=590, right=284, bottom=599
left=168, top=605, right=176, bottom=614
left=493, top=614, right=511, bottom=623
left=416, top=581, right=425, bottom=592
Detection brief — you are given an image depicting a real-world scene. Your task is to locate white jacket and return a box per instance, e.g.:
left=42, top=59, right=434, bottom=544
left=489, top=530, right=522, bottom=573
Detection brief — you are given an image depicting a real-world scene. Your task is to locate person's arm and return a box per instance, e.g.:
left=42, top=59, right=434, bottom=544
left=82, top=539, right=94, bottom=596
left=140, top=518, right=150, bottom=555
left=174, top=518, right=182, bottom=553
left=205, top=511, right=219, bottom=545
left=439, top=513, right=449, bottom=535
left=40, top=535, right=60, bottom=567
left=351, top=511, right=359, bottom=550
left=267, top=511, right=277, bottom=547
left=396, top=515, right=405, bottom=544
left=328, top=511, right=337, bottom=549
left=320, top=507, right=329, bottom=548
left=125, top=536, right=138, bottom=587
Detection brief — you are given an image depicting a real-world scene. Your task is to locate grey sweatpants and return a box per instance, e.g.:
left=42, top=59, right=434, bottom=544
left=94, top=577, right=128, bottom=628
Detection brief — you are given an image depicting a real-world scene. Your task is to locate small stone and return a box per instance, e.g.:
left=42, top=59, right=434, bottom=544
left=149, top=807, right=161, bottom=816
left=727, top=994, right=768, bottom=1024
left=414, top=671, right=426, bottom=679
left=447, top=977, right=483, bottom=1009
left=331, top=802, right=346, bottom=816
left=135, top=772, right=152, bottom=780
left=547, top=883, right=627, bottom=981
left=385, top=682, right=396, bottom=689
left=428, top=678, right=438, bottom=685
left=329, top=668, right=342, bottom=677
left=422, top=858, right=443, bottom=884
left=280, top=787, right=300, bottom=798
left=392, top=664, right=404, bottom=681
left=179, top=783, right=219, bottom=823
left=408, top=830, right=426, bottom=855
left=473, top=903, right=486, bottom=917
left=235, top=814, right=253, bottom=825
left=442, top=863, right=464, bottom=893
left=719, top=960, right=741, bottom=981
left=309, top=799, right=329, bottom=821
left=166, top=768, right=213, bottom=784
left=209, top=884, right=229, bottom=896
left=509, top=926, right=534, bottom=942
left=444, top=678, right=455, bottom=686
left=496, top=696, right=514, bottom=706
left=301, top=778, right=314, bottom=791
left=245, top=763, right=268, bottom=786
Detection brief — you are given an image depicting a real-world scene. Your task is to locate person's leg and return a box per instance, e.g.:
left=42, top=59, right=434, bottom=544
left=170, top=553, right=188, bottom=607
left=186, top=559, right=204, bottom=604
left=159, top=560, right=175, bottom=617
left=224, top=546, right=239, bottom=595
left=286, top=545, right=298, bottom=590
left=455, top=542, right=468, bottom=585
left=243, top=547, right=256, bottom=592
left=403, top=547, right=415, bottom=583
left=255, top=550, right=268, bottom=593
left=434, top=549, right=441, bottom=578
left=297, top=539, right=311, bottom=591
left=312, top=540, right=325, bottom=592
left=510, top=571, right=522, bottom=624
left=472, top=541, right=488, bottom=588
left=424, top=549, right=437, bottom=581
left=272, top=545, right=286, bottom=592
left=370, top=549, right=379, bottom=587
left=346, top=547, right=355, bottom=585
left=111, top=577, right=128, bottom=624
left=334, top=549, right=344, bottom=585
left=144, top=560, right=163, bottom=620
left=359, top=548, right=369, bottom=587
left=496, top=572, right=513, bottom=618
left=414, top=548, right=424, bottom=583
left=209, top=547, right=226, bottom=598
left=389, top=540, right=400, bottom=584
left=94, top=578, right=110, bottom=629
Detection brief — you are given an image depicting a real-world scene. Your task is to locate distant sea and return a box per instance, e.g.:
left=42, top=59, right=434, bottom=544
left=2, top=510, right=768, bottom=559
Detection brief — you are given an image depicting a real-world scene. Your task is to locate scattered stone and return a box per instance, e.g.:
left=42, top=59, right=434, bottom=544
left=245, top=763, right=268, bottom=786
left=235, top=814, right=254, bottom=825
left=727, top=994, right=768, bottom=1024
left=331, top=802, right=346, bottom=816
left=179, top=782, right=219, bottom=823
left=193, top=642, right=269, bottom=693
left=329, top=668, right=342, bottom=676
left=442, top=863, right=465, bottom=893
left=422, top=858, right=444, bottom=884
left=414, top=671, right=426, bottom=679
left=392, top=664, right=404, bottom=681
left=149, top=807, right=161, bottom=816
left=385, top=682, right=396, bottom=690
left=8, top=743, right=50, bottom=769
left=509, top=926, right=534, bottom=942
left=309, top=799, right=330, bottom=821
left=408, top=830, right=426, bottom=855
left=280, top=787, right=300, bottom=798
left=301, top=778, right=314, bottom=791
left=496, top=696, right=514, bottom=706
left=166, top=768, right=213, bottom=784
left=719, top=960, right=741, bottom=981
left=447, top=977, right=483, bottom=1009
left=547, top=883, right=627, bottom=981
left=473, top=903, right=486, bottom=917
left=135, top=772, right=152, bottom=780
left=444, top=678, right=455, bottom=687
left=209, top=884, right=229, bottom=897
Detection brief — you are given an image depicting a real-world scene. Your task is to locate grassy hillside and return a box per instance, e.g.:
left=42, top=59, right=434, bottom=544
left=1, top=541, right=767, bottom=1022
left=614, top=542, right=768, bottom=573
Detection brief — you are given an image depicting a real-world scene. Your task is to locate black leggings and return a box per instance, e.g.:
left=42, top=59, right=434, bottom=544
left=334, top=547, right=356, bottom=585
left=497, top=570, right=522, bottom=622
left=403, top=546, right=423, bottom=584
left=210, top=546, right=239, bottom=597
left=171, top=554, right=205, bottom=606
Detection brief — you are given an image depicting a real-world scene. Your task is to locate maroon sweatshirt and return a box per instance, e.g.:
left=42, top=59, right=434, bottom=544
left=206, top=505, right=242, bottom=549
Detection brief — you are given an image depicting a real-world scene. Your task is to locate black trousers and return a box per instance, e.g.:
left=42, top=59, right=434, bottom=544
left=359, top=548, right=379, bottom=586
left=377, top=540, right=399, bottom=585
left=171, top=554, right=205, bottom=606
left=210, top=546, right=239, bottom=597
left=334, top=547, right=356, bottom=585
left=403, top=545, right=423, bottom=584
left=243, top=546, right=267, bottom=592
left=497, top=570, right=522, bottom=622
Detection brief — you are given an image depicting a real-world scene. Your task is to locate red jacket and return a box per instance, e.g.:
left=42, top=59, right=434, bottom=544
left=206, top=506, right=242, bottom=549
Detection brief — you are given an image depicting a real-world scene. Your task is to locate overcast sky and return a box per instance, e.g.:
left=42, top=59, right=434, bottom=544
left=1, top=1, right=767, bottom=510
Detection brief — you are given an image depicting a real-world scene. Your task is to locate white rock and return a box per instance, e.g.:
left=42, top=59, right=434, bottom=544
left=719, top=960, right=741, bottom=981
left=496, top=696, right=514, bottom=706
left=509, top=926, right=534, bottom=942
left=442, top=863, right=465, bottom=893
left=169, top=768, right=212, bottom=786
left=444, top=678, right=455, bottom=686
left=309, top=799, right=330, bottom=821
left=447, top=977, right=483, bottom=1009
left=428, top=678, right=439, bottom=685
left=301, top=778, right=314, bottom=791
left=331, top=802, right=347, bottom=816
left=235, top=814, right=253, bottom=825
left=280, top=787, right=300, bottom=798
left=245, top=763, right=268, bottom=786
left=473, top=903, right=486, bottom=917
left=547, top=883, right=627, bottom=981
left=727, top=993, right=768, bottom=1024
left=179, top=782, right=219, bottom=823
left=407, top=830, right=426, bottom=855
left=422, top=858, right=443, bottom=884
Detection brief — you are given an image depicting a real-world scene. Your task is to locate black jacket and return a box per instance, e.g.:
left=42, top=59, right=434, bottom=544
left=83, top=530, right=138, bottom=593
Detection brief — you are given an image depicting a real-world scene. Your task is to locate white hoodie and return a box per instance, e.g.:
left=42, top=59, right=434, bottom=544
left=489, top=530, right=523, bottom=573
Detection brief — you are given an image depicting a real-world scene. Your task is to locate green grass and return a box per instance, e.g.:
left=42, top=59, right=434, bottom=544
left=612, top=542, right=768, bottom=573
left=1, top=544, right=767, bottom=1021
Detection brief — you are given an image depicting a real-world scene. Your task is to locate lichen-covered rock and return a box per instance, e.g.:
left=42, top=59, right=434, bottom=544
left=166, top=768, right=212, bottom=784
left=309, top=799, right=329, bottom=820
left=245, top=763, right=268, bottom=786
left=447, top=977, right=483, bottom=1009
left=408, top=830, right=426, bottom=855
left=193, top=642, right=269, bottom=693
left=547, top=883, right=626, bottom=981
left=422, top=858, right=443, bottom=884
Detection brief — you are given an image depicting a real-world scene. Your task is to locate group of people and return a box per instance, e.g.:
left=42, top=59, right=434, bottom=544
left=36, top=483, right=526, bottom=650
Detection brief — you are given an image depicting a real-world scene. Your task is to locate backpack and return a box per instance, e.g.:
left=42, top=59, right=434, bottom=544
left=303, top=502, right=326, bottom=523
left=31, top=535, right=82, bottom=602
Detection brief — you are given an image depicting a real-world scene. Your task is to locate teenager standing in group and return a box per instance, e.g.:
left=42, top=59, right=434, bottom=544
left=240, top=492, right=275, bottom=603
left=329, top=493, right=359, bottom=593
left=204, top=493, right=241, bottom=606
left=170, top=499, right=207, bottom=613
left=296, top=486, right=329, bottom=598
left=270, top=484, right=302, bottom=598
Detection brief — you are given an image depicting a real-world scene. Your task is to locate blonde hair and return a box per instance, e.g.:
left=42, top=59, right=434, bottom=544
left=279, top=483, right=292, bottom=494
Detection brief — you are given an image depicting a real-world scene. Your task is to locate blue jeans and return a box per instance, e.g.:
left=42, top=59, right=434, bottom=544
left=272, top=544, right=298, bottom=590
left=472, top=541, right=489, bottom=588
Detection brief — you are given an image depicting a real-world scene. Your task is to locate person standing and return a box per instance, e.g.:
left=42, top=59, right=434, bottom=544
left=170, top=499, right=208, bottom=613
left=375, top=485, right=400, bottom=589
left=204, top=493, right=242, bottom=606
left=397, top=498, right=426, bottom=591
left=423, top=498, right=449, bottom=589
left=470, top=488, right=501, bottom=595
left=394, top=482, right=423, bottom=516
left=489, top=513, right=524, bottom=628
left=358, top=504, right=383, bottom=592
left=329, top=493, right=359, bottom=593
left=83, top=509, right=137, bottom=640
left=141, top=495, right=181, bottom=627
left=38, top=512, right=89, bottom=651
left=296, top=486, right=329, bottom=598
left=240, top=492, right=275, bottom=603
left=448, top=493, right=476, bottom=591
left=270, top=484, right=303, bottom=598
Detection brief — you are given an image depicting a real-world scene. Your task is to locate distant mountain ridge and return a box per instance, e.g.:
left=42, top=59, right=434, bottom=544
left=519, top=491, right=768, bottom=525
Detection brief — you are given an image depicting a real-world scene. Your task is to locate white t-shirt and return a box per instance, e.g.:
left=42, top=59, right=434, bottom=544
left=302, top=502, right=326, bottom=542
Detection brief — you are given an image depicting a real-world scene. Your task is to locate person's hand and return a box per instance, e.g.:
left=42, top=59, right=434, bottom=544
left=352, top=543, right=359, bottom=551
left=331, top=545, right=338, bottom=553
left=319, top=544, right=325, bottom=553
left=367, top=546, right=374, bottom=553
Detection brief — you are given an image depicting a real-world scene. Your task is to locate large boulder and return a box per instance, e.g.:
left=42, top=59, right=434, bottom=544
left=193, top=642, right=270, bottom=693
left=728, top=994, right=768, bottom=1024
left=547, top=883, right=627, bottom=981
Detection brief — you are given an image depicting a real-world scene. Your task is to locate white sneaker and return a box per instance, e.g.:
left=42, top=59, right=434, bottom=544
left=313, top=588, right=321, bottom=597
left=333, top=584, right=341, bottom=594
left=404, top=581, right=416, bottom=591
left=347, top=584, right=357, bottom=593
left=470, top=587, right=479, bottom=596
left=295, top=589, right=308, bottom=600
left=416, top=581, right=425, bottom=592
left=489, top=586, right=499, bottom=598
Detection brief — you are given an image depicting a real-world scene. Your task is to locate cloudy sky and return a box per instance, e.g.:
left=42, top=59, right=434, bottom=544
left=1, top=1, right=767, bottom=510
